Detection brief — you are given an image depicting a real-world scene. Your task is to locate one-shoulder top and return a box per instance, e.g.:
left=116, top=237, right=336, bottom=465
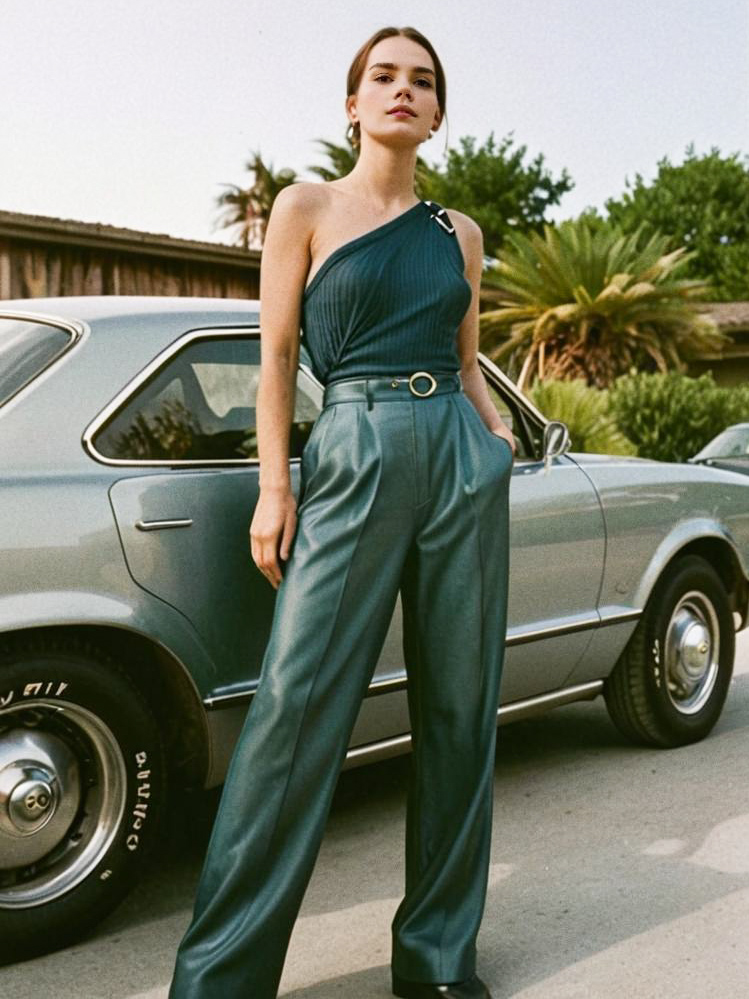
left=300, top=199, right=472, bottom=385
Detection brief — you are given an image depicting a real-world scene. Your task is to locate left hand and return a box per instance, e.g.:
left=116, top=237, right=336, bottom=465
left=490, top=427, right=516, bottom=456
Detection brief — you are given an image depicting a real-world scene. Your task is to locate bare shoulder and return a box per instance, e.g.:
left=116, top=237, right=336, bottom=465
left=268, top=182, right=322, bottom=225
left=443, top=207, right=484, bottom=269
left=268, top=182, right=340, bottom=240
left=444, top=207, right=483, bottom=243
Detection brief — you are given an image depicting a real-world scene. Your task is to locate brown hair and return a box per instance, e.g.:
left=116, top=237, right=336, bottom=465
left=346, top=26, right=447, bottom=150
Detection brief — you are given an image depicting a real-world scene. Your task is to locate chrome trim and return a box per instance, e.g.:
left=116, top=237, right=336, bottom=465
left=136, top=518, right=193, bottom=531
left=0, top=310, right=87, bottom=413
left=81, top=324, right=290, bottom=469
left=201, top=611, right=642, bottom=710
left=477, top=350, right=551, bottom=429
left=507, top=608, right=642, bottom=647
left=340, top=681, right=604, bottom=769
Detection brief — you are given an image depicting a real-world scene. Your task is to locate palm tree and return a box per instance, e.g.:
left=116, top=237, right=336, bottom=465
left=307, top=137, right=358, bottom=182
left=307, top=132, right=440, bottom=197
left=480, top=216, right=726, bottom=390
left=214, top=151, right=298, bottom=250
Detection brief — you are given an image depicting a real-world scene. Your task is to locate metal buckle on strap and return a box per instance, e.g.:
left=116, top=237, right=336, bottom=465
left=423, top=200, right=456, bottom=235
left=408, top=371, right=438, bottom=397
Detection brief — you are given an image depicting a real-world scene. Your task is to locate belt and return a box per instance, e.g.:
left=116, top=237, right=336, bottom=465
left=323, top=370, right=463, bottom=408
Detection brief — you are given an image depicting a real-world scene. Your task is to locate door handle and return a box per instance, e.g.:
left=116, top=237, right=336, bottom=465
left=135, top=518, right=194, bottom=531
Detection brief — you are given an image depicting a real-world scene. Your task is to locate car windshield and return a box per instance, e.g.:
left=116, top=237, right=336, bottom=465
left=696, top=427, right=749, bottom=459
left=0, top=318, right=72, bottom=408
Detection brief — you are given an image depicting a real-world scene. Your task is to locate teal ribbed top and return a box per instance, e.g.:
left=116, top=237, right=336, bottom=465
left=300, top=199, right=471, bottom=385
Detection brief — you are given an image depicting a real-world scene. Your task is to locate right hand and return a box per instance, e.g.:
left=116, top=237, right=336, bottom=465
left=249, top=487, right=298, bottom=590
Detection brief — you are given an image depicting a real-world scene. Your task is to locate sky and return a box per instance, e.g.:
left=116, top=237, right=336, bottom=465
left=2, top=0, right=747, bottom=246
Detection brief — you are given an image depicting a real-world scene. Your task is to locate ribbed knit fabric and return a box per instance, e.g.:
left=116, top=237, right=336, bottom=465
left=300, top=200, right=472, bottom=385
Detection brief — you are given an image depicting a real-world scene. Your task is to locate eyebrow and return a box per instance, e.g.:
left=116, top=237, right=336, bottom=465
left=368, top=61, right=435, bottom=76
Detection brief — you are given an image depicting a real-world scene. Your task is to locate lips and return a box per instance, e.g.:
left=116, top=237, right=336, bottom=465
left=388, top=105, right=416, bottom=116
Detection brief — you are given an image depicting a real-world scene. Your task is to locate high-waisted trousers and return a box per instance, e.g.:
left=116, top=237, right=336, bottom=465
left=168, top=370, right=513, bottom=998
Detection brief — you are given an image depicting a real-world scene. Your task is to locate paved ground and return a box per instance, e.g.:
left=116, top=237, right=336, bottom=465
left=3, top=630, right=748, bottom=999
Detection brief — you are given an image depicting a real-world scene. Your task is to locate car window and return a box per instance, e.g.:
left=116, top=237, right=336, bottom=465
left=698, top=427, right=749, bottom=459
left=0, top=319, right=73, bottom=408
left=91, top=335, right=320, bottom=462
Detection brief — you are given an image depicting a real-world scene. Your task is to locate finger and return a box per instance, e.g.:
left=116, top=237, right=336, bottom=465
left=263, top=543, right=281, bottom=588
left=279, top=510, right=297, bottom=563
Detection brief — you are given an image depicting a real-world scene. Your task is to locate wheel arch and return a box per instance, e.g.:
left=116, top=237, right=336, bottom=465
left=636, top=528, right=749, bottom=629
left=0, top=624, right=210, bottom=789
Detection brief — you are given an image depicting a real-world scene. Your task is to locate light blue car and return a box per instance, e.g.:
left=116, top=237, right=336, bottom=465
left=2, top=295, right=748, bottom=962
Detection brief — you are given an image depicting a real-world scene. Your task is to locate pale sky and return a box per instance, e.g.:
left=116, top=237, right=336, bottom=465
left=2, top=0, right=747, bottom=245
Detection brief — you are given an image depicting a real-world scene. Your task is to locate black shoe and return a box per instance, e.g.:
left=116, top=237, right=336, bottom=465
left=392, top=970, right=493, bottom=998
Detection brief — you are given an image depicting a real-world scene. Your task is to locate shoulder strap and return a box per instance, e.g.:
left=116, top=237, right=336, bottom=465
left=422, top=199, right=456, bottom=235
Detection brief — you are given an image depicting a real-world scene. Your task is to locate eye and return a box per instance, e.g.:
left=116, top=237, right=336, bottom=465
left=415, top=78, right=433, bottom=88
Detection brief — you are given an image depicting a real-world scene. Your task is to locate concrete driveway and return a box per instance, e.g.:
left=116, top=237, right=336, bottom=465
left=3, top=630, right=748, bottom=999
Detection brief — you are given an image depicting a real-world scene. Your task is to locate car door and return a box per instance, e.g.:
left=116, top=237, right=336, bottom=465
left=480, top=371, right=607, bottom=703
left=91, top=328, right=411, bottom=741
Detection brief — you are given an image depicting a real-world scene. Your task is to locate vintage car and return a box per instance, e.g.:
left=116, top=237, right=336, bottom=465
left=1, top=295, right=748, bottom=961
left=689, top=422, right=749, bottom=476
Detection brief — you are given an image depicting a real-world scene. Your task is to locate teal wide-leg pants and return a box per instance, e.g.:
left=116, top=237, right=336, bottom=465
left=169, top=374, right=512, bottom=998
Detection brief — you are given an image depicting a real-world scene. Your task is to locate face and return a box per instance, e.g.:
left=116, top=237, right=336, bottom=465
left=347, top=35, right=441, bottom=149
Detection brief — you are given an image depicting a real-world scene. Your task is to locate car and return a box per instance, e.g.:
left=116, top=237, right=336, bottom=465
left=2, top=295, right=748, bottom=962
left=689, top=422, right=749, bottom=476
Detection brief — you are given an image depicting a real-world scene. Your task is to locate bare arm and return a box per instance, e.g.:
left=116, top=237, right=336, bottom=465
left=250, top=183, right=315, bottom=589
left=451, top=211, right=515, bottom=454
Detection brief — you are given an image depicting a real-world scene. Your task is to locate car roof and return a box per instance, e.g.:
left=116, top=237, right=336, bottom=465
left=0, top=295, right=261, bottom=326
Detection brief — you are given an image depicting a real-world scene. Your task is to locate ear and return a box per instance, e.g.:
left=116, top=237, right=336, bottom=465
left=345, top=94, right=357, bottom=123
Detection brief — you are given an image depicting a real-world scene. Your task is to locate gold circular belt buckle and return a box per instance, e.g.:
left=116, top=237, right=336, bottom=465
left=408, top=371, right=437, bottom=397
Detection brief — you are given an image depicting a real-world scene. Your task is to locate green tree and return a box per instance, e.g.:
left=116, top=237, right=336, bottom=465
left=420, top=131, right=574, bottom=257
left=604, top=144, right=749, bottom=301
left=214, top=151, right=298, bottom=249
left=480, top=215, right=725, bottom=390
left=609, top=369, right=749, bottom=462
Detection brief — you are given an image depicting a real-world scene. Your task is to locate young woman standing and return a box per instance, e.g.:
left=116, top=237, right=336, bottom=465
left=169, top=25, right=514, bottom=999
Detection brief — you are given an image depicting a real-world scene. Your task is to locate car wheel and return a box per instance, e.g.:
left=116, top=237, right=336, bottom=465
left=0, top=632, right=166, bottom=963
left=603, top=554, right=735, bottom=748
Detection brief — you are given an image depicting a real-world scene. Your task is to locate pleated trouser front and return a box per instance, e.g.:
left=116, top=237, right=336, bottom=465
left=168, top=377, right=512, bottom=998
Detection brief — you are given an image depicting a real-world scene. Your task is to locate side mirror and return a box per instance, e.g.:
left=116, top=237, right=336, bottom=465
left=542, top=420, right=571, bottom=473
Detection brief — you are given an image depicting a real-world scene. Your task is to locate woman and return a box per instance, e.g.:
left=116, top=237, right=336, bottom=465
left=169, top=25, right=514, bottom=999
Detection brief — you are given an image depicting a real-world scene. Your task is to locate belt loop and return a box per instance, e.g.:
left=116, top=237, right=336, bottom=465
left=365, top=379, right=374, bottom=411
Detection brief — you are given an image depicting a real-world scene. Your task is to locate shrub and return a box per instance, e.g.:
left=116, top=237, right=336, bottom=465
left=527, top=378, right=638, bottom=456
left=608, top=369, right=749, bottom=462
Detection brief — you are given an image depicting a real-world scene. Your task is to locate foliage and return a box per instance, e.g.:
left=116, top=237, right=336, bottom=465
left=306, top=131, right=437, bottom=198
left=306, top=136, right=359, bottom=182
left=479, top=214, right=725, bottom=390
left=608, top=369, right=749, bottom=463
left=603, top=143, right=749, bottom=302
left=419, top=131, right=573, bottom=257
left=214, top=151, right=298, bottom=249
left=527, top=378, right=637, bottom=456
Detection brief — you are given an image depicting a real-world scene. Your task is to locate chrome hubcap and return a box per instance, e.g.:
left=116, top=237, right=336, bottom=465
left=0, top=700, right=127, bottom=908
left=664, top=591, right=720, bottom=714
